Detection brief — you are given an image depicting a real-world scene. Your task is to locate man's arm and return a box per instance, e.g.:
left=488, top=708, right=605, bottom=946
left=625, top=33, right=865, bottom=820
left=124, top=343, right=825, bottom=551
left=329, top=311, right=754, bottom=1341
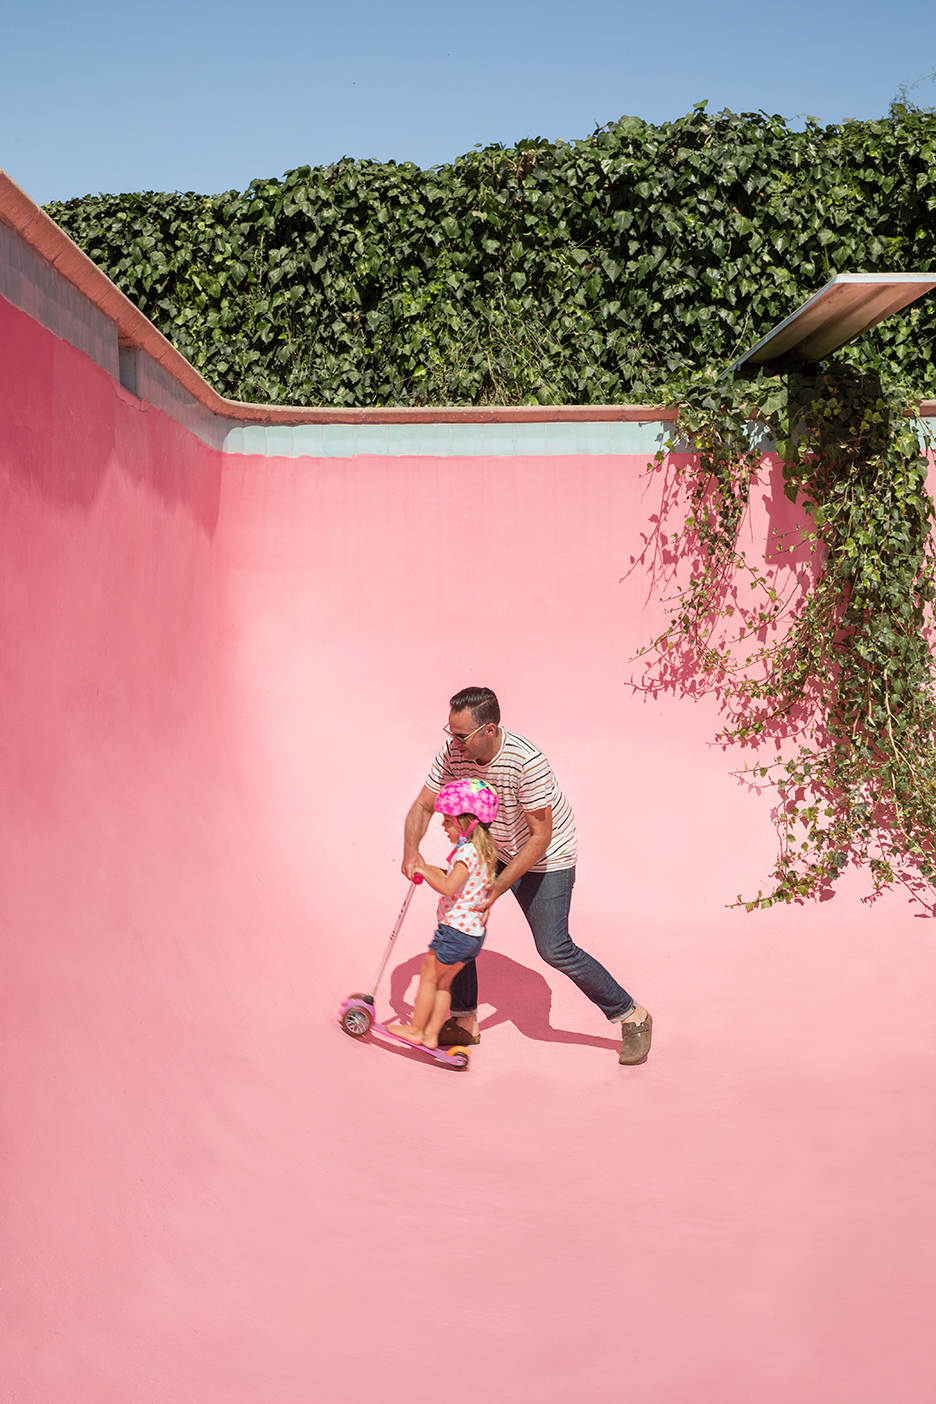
left=476, top=806, right=553, bottom=912
left=402, top=785, right=438, bottom=878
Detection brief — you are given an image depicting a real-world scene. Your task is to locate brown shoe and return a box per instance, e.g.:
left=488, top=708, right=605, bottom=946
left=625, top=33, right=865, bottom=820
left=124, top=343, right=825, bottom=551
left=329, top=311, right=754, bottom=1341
left=437, top=1017, right=480, bottom=1046
left=619, top=1011, right=652, bottom=1065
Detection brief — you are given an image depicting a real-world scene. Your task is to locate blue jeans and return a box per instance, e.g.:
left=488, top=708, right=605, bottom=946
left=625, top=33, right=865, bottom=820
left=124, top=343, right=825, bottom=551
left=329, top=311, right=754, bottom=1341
left=448, top=865, right=634, bottom=1021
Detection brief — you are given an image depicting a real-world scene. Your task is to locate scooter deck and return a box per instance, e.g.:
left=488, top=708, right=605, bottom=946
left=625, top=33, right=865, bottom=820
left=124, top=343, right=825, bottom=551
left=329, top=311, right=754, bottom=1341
left=371, top=1020, right=471, bottom=1069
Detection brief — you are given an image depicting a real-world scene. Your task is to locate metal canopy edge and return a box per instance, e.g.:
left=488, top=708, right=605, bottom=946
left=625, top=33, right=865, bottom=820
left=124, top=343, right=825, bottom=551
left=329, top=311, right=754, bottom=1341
left=725, top=273, right=936, bottom=377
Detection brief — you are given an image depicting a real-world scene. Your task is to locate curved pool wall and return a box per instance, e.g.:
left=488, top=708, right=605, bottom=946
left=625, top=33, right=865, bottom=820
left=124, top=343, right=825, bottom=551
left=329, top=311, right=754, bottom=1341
left=2, top=177, right=936, bottom=1404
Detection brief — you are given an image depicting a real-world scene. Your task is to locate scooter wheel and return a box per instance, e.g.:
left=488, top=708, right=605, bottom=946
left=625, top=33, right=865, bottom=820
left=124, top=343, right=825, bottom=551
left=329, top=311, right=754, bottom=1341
left=341, top=1006, right=372, bottom=1038
left=448, top=1048, right=470, bottom=1070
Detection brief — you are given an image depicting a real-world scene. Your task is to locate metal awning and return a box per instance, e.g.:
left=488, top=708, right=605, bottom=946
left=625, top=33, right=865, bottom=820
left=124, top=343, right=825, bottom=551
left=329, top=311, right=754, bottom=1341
left=725, top=273, right=936, bottom=376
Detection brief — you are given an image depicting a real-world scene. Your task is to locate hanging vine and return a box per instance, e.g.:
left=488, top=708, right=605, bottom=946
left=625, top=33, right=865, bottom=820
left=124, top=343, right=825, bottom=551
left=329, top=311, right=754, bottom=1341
left=638, top=368, right=936, bottom=908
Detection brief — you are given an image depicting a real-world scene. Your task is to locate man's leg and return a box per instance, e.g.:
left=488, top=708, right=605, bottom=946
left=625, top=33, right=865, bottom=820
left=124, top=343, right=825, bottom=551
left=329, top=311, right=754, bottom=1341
left=511, top=867, right=652, bottom=1061
left=511, top=867, right=635, bottom=1018
left=441, top=959, right=479, bottom=1043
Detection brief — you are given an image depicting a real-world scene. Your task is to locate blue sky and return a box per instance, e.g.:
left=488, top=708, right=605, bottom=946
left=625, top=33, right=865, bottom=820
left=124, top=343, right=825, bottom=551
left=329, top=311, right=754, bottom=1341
left=2, top=0, right=934, bottom=205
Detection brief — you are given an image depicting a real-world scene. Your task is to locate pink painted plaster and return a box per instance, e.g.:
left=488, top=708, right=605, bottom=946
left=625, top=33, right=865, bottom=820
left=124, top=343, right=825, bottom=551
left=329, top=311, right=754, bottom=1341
left=2, top=290, right=935, bottom=1402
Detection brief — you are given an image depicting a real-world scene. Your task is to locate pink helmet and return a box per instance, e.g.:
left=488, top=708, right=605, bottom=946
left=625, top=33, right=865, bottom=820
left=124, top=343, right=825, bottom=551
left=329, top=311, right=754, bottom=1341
left=435, top=778, right=499, bottom=828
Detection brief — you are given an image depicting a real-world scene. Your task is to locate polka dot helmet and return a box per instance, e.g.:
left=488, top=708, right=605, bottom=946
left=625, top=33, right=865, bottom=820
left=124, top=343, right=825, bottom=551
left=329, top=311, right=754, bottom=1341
left=434, top=778, right=499, bottom=827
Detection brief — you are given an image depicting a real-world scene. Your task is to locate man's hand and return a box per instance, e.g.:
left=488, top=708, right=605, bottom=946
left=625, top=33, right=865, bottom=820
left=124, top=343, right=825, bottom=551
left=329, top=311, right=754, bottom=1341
left=402, top=852, right=425, bottom=880
left=474, top=882, right=503, bottom=915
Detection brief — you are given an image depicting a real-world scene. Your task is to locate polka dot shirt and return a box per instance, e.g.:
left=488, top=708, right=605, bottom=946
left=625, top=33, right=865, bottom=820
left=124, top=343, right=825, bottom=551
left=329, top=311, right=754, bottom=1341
left=437, top=843, right=489, bottom=938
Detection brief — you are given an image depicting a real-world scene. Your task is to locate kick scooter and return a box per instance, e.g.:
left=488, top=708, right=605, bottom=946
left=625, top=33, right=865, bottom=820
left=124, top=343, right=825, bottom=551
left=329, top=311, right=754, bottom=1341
left=338, top=876, right=472, bottom=1070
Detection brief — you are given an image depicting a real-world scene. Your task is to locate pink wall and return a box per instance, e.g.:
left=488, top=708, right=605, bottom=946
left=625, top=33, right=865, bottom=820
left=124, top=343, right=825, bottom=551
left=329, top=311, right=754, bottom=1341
left=2, top=289, right=936, bottom=1402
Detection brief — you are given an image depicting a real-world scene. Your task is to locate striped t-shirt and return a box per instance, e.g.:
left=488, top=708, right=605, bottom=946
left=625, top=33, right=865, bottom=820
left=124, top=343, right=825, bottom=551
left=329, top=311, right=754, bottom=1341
left=426, top=729, right=577, bottom=873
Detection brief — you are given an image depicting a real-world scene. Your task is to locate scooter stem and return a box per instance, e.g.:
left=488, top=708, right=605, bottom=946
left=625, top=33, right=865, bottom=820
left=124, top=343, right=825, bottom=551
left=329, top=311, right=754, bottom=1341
left=368, top=876, right=423, bottom=998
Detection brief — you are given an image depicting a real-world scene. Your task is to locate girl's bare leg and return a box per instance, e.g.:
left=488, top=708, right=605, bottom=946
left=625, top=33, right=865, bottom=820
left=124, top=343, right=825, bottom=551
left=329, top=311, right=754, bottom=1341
left=387, top=955, right=463, bottom=1046
left=387, top=954, right=451, bottom=1044
left=422, top=986, right=453, bottom=1049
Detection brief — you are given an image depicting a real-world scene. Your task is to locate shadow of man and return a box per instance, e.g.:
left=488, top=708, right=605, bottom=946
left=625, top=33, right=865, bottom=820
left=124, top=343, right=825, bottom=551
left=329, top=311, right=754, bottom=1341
left=388, top=949, right=619, bottom=1051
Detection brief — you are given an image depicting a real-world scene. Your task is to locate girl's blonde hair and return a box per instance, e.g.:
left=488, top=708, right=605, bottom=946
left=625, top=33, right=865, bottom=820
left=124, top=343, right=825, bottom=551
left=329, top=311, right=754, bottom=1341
left=456, top=814, right=497, bottom=883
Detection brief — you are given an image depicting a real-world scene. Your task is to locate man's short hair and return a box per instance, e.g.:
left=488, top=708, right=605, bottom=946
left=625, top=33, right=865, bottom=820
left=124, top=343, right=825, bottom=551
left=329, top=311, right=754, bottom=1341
left=449, top=686, right=500, bottom=728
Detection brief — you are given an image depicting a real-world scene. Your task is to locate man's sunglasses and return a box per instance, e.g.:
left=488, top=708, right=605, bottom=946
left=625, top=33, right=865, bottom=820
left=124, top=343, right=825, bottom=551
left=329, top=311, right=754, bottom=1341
left=443, top=723, right=486, bottom=744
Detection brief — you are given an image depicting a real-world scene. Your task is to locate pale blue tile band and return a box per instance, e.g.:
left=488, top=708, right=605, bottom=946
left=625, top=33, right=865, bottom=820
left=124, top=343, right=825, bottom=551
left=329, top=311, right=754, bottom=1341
left=221, top=419, right=676, bottom=458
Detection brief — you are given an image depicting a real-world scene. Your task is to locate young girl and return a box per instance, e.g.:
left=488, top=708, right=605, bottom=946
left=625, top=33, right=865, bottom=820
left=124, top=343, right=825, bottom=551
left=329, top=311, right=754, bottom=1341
left=387, top=778, right=499, bottom=1050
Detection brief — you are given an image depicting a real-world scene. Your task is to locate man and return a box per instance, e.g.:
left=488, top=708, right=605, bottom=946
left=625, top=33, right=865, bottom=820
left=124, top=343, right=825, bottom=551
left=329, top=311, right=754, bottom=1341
left=402, top=686, right=652, bottom=1065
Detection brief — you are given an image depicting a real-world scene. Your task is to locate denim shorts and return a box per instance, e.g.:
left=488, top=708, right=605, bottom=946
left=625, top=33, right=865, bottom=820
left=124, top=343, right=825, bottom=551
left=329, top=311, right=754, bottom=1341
left=429, top=923, right=485, bottom=966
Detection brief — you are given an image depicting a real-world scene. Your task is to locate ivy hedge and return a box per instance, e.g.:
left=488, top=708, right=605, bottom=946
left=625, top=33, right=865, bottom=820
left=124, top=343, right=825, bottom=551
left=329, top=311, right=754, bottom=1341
left=45, top=104, right=936, bottom=406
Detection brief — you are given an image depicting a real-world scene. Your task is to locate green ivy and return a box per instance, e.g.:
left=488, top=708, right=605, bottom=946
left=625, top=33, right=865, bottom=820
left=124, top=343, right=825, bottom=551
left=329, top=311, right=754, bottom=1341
left=45, top=104, right=936, bottom=406
left=639, top=367, right=936, bottom=908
